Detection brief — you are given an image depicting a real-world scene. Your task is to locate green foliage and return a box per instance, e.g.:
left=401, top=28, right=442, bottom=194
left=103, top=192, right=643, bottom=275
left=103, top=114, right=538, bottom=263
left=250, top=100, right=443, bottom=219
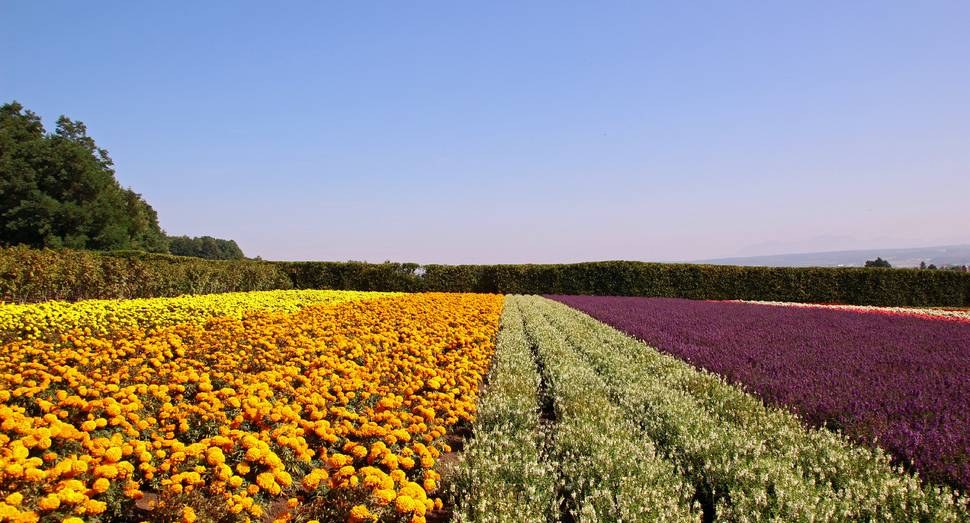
left=168, top=235, right=246, bottom=260
left=0, top=101, right=168, bottom=253
left=0, top=245, right=291, bottom=303
left=865, top=257, right=893, bottom=268
left=5, top=243, right=969, bottom=306
left=282, top=260, right=970, bottom=307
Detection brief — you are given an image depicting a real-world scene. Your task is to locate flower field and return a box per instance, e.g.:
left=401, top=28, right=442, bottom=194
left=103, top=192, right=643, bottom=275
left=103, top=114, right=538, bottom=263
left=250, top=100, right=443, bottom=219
left=455, top=296, right=969, bottom=522
left=0, top=290, right=402, bottom=343
left=0, top=291, right=504, bottom=523
left=546, top=295, right=970, bottom=495
left=4, top=289, right=970, bottom=523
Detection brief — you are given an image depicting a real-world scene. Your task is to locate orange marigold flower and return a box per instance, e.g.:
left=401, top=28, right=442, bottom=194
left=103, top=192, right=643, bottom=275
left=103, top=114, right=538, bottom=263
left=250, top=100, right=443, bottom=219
left=38, top=494, right=60, bottom=511
left=93, top=477, right=111, bottom=493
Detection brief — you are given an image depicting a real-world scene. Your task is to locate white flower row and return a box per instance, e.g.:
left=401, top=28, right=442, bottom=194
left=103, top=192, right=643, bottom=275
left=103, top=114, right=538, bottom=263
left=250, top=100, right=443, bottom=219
left=518, top=295, right=699, bottom=522
left=730, top=300, right=970, bottom=321
left=452, top=296, right=559, bottom=523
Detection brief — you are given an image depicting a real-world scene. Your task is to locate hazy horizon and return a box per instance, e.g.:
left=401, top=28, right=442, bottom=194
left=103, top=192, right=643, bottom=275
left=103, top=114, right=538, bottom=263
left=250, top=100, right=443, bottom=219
left=3, top=2, right=968, bottom=264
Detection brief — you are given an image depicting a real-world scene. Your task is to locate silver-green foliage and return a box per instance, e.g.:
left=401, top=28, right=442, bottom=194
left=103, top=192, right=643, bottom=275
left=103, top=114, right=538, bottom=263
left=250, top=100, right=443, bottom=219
left=452, top=296, right=558, bottom=523
left=518, top=295, right=701, bottom=523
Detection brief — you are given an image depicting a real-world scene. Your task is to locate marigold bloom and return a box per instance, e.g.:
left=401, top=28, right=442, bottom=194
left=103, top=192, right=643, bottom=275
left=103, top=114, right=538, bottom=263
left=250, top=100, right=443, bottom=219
left=396, top=495, right=418, bottom=513
left=38, top=494, right=60, bottom=511
left=349, top=505, right=372, bottom=522
left=92, top=477, right=111, bottom=493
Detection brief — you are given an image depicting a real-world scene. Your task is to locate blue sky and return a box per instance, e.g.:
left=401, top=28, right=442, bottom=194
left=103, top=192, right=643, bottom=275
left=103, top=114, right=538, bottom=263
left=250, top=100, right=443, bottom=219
left=3, top=1, right=968, bottom=263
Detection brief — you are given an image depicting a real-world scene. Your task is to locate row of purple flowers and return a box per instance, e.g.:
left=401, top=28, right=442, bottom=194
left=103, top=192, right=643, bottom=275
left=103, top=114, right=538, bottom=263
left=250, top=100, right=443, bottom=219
left=545, top=295, right=970, bottom=494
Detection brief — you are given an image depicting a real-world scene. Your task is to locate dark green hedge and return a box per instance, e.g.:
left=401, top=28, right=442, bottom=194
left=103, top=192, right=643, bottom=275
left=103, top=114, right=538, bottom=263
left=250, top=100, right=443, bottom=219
left=0, top=246, right=292, bottom=303
left=4, top=246, right=968, bottom=307
left=281, top=260, right=970, bottom=307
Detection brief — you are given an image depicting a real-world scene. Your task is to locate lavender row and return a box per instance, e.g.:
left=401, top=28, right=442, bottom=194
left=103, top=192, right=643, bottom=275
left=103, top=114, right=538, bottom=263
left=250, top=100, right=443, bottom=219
left=545, top=295, right=970, bottom=494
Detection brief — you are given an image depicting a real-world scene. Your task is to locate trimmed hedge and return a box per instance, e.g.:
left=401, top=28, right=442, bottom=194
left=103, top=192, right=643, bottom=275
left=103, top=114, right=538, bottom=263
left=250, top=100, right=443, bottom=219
left=282, top=260, right=970, bottom=307
left=4, top=246, right=969, bottom=306
left=0, top=246, right=292, bottom=303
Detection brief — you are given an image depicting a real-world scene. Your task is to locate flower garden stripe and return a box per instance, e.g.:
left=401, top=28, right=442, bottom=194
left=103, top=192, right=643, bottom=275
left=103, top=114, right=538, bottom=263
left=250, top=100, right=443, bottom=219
left=0, top=289, right=402, bottom=343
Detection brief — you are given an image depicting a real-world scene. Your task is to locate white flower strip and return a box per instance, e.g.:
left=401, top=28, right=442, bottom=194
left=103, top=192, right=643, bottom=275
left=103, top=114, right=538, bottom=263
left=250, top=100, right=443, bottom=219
left=452, top=296, right=558, bottom=523
left=519, top=295, right=697, bottom=522
left=730, top=300, right=970, bottom=322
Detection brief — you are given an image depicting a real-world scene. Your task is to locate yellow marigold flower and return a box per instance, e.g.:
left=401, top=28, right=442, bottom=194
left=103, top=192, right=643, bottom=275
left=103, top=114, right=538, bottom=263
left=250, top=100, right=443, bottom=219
left=236, top=461, right=251, bottom=475
left=363, top=475, right=382, bottom=488
left=4, top=493, right=23, bottom=506
left=71, top=459, right=89, bottom=475
left=327, top=453, right=352, bottom=469
left=63, top=519, right=85, bottom=523
left=256, top=472, right=277, bottom=490
left=104, top=446, right=123, bottom=463
left=182, top=506, right=196, bottom=523
left=423, top=478, right=436, bottom=492
left=206, top=448, right=225, bottom=466
left=381, top=454, right=399, bottom=470
left=80, top=420, right=97, bottom=432
left=286, top=498, right=299, bottom=509
left=349, top=505, right=371, bottom=522
left=84, top=499, right=107, bottom=515
left=24, top=468, right=45, bottom=481
left=395, top=495, right=417, bottom=514
left=375, top=488, right=397, bottom=505
left=92, top=477, right=111, bottom=493
left=38, top=494, right=60, bottom=510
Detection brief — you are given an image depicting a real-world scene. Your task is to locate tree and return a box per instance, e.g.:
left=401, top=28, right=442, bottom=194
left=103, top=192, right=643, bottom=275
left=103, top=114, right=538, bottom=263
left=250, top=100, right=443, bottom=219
left=168, top=235, right=245, bottom=260
left=864, top=257, right=892, bottom=268
left=0, top=101, right=168, bottom=252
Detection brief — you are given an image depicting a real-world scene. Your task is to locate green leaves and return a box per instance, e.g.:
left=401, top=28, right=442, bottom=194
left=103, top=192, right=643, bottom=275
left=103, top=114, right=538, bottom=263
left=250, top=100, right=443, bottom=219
left=0, top=101, right=168, bottom=253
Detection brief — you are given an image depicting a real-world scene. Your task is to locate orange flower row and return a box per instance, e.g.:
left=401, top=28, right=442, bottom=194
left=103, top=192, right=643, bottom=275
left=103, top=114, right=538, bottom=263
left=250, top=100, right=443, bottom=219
left=0, top=292, right=504, bottom=523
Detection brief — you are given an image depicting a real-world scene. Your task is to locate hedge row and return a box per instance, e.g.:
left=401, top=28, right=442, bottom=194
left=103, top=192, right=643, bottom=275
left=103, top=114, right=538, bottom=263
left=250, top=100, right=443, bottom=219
left=4, top=247, right=969, bottom=306
left=282, top=260, right=970, bottom=307
left=0, top=246, right=292, bottom=303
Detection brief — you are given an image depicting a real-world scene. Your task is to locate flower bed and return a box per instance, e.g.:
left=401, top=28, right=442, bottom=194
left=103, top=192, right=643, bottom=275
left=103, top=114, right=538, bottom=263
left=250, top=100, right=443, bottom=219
left=546, top=295, right=970, bottom=494
left=0, top=292, right=503, bottom=523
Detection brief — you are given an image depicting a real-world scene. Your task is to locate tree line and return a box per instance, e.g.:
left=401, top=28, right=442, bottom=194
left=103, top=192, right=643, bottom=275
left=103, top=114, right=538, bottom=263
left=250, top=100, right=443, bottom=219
left=0, top=102, right=246, bottom=260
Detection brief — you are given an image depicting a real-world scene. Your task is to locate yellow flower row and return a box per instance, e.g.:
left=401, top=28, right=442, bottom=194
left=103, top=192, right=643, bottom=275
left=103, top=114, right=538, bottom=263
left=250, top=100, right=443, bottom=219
left=0, top=292, right=504, bottom=523
left=0, top=290, right=400, bottom=342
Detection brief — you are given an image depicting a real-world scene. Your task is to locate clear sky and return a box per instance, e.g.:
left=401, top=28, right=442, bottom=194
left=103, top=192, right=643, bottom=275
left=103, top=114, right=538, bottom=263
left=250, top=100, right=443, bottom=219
left=3, top=1, right=968, bottom=263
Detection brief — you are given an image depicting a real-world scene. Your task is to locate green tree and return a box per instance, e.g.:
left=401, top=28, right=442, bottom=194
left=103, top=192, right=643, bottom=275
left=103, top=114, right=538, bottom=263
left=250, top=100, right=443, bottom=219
left=864, top=257, right=892, bottom=268
left=168, top=235, right=245, bottom=260
left=0, top=101, right=168, bottom=252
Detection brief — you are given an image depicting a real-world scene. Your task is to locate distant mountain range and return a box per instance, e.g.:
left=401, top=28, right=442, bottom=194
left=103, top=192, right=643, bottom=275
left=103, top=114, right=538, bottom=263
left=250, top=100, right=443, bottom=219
left=691, top=244, right=970, bottom=268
